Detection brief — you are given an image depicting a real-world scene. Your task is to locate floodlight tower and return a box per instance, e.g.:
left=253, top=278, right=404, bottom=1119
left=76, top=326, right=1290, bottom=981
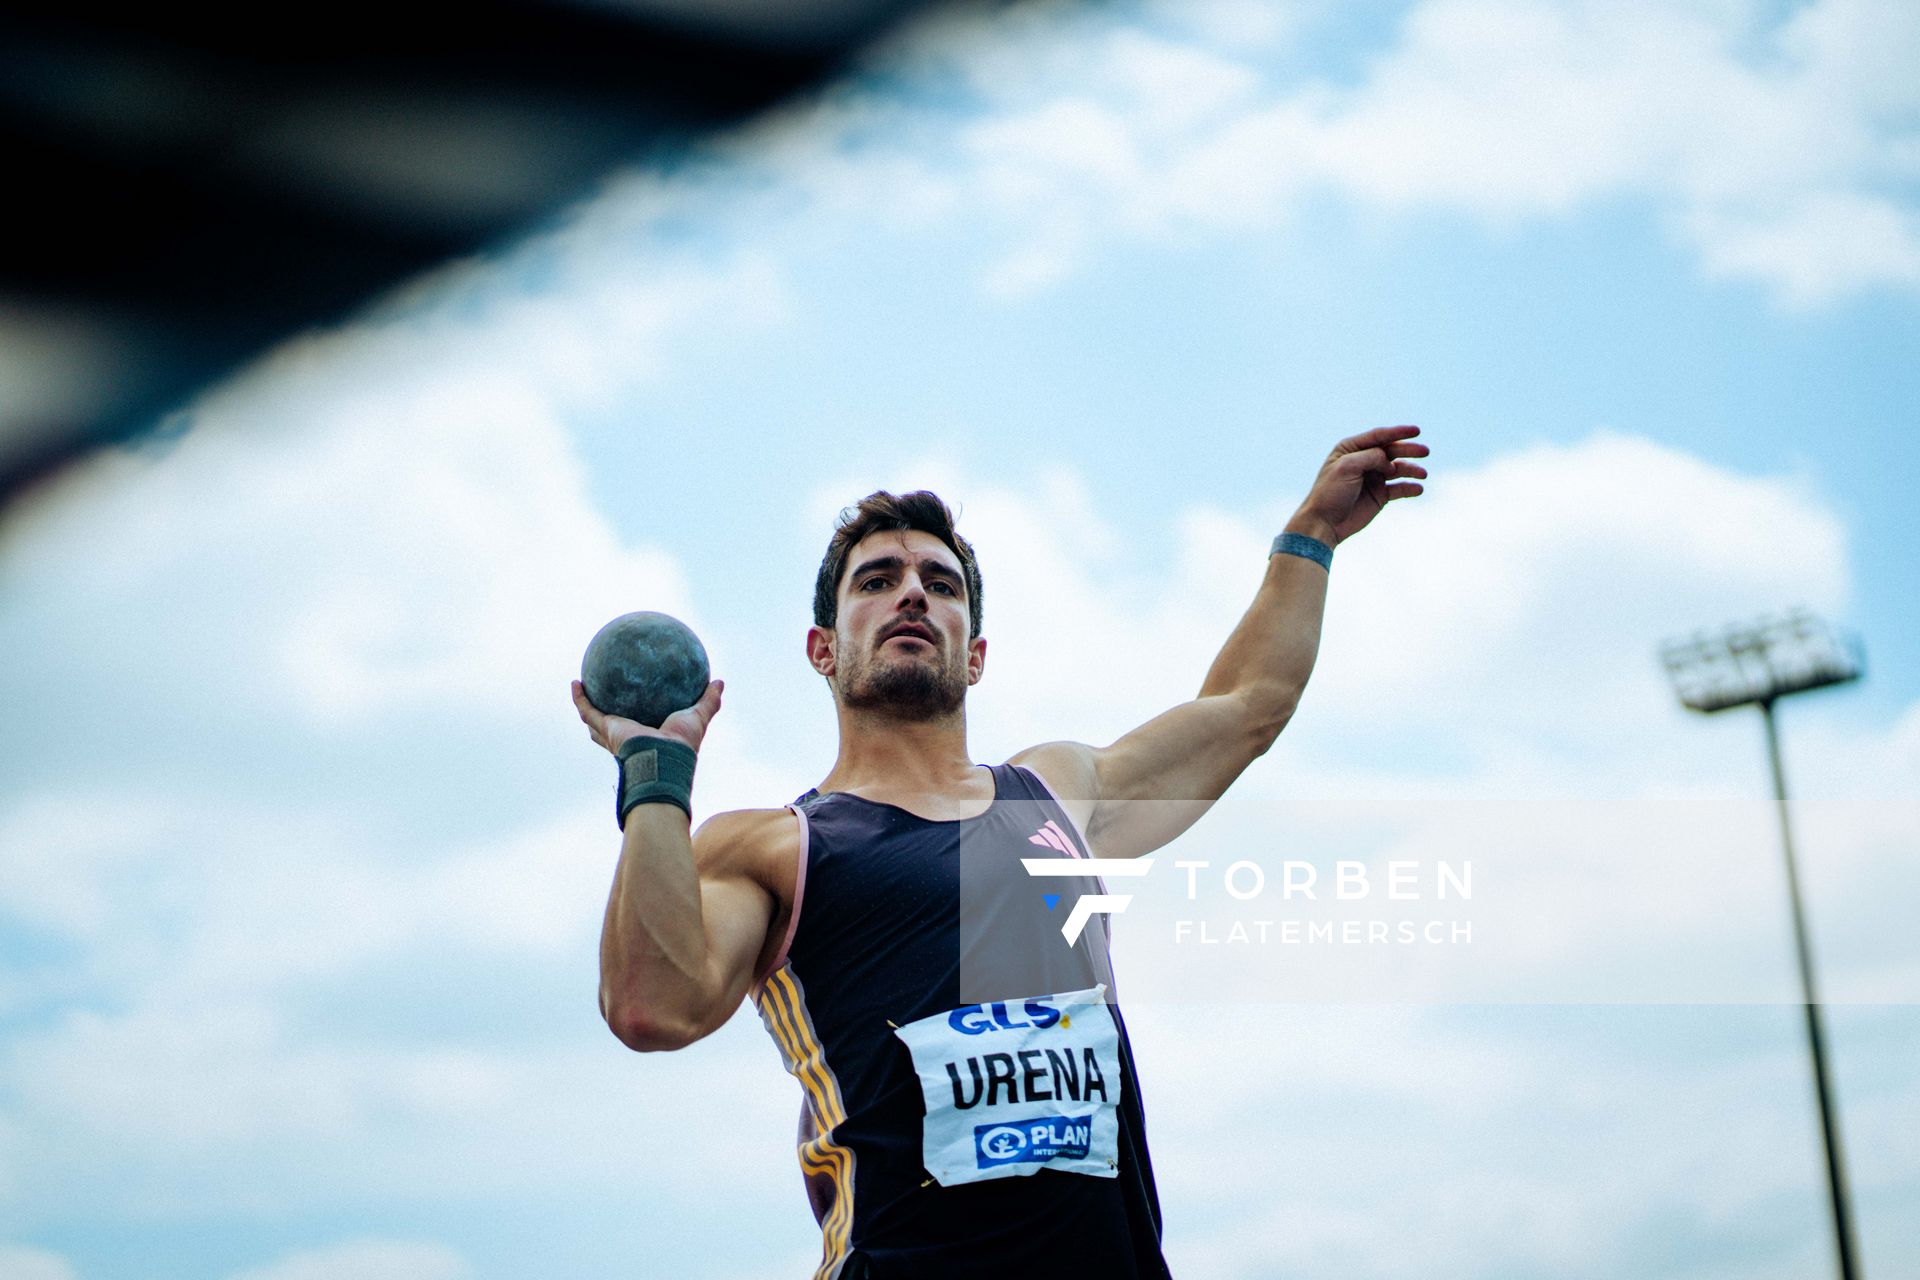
left=1659, top=608, right=1866, bottom=1280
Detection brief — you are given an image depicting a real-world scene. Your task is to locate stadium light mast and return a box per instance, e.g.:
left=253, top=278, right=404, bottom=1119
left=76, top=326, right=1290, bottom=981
left=1659, top=608, right=1866, bottom=1280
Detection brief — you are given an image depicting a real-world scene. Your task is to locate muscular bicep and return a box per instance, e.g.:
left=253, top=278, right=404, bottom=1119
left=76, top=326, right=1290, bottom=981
left=690, top=871, right=777, bottom=1027
left=686, top=809, right=796, bottom=1037
left=1015, top=693, right=1270, bottom=860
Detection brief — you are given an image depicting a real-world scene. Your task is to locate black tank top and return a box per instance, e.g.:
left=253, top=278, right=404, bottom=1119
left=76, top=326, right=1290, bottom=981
left=750, top=763, right=1172, bottom=1280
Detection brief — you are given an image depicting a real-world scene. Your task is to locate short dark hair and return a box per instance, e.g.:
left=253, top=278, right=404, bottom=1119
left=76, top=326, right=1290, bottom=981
left=814, top=490, right=983, bottom=638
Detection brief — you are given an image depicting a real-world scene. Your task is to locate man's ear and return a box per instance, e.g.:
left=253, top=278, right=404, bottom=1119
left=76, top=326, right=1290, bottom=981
left=806, top=624, right=837, bottom=679
left=966, top=635, right=987, bottom=686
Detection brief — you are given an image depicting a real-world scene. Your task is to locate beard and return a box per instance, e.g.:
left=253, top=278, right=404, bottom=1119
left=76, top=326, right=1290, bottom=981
left=836, top=636, right=968, bottom=719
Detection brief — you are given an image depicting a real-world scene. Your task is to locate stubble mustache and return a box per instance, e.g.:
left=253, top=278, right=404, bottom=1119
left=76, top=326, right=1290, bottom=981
left=837, top=631, right=966, bottom=718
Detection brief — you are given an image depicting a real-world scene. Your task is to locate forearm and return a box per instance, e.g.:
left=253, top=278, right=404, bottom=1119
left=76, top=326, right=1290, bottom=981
left=1195, top=515, right=1332, bottom=736
left=598, top=803, right=713, bottom=1049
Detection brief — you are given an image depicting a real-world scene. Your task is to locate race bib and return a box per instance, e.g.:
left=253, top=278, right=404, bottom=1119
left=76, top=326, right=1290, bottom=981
left=893, top=985, right=1121, bottom=1185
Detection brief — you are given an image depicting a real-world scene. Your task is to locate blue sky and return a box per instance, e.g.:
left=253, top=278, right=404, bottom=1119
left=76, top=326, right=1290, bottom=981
left=2, top=1, right=1917, bottom=1277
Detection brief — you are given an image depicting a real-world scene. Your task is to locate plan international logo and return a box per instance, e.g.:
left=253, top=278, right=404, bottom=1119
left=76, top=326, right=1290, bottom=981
left=974, top=1115, right=1094, bottom=1169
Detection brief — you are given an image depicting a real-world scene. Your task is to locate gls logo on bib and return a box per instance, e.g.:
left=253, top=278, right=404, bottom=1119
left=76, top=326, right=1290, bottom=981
left=894, top=985, right=1121, bottom=1185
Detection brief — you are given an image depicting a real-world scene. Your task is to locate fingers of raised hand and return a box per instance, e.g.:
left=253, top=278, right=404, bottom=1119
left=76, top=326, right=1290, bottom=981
left=1338, top=450, right=1428, bottom=479
left=1336, top=424, right=1420, bottom=454
left=1335, top=445, right=1390, bottom=475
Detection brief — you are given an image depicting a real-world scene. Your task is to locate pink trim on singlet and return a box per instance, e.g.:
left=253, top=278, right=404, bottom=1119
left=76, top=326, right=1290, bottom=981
left=752, top=804, right=810, bottom=995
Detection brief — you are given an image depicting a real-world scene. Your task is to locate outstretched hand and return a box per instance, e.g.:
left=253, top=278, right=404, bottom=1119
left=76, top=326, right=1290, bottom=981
left=571, top=678, right=724, bottom=755
left=1288, top=424, right=1428, bottom=547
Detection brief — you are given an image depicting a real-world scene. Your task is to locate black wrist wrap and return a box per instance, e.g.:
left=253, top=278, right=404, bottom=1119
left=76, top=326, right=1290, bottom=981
left=616, top=736, right=697, bottom=829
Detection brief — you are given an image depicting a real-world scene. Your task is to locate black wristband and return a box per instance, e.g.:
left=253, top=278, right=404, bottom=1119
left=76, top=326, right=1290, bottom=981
left=616, top=735, right=697, bottom=829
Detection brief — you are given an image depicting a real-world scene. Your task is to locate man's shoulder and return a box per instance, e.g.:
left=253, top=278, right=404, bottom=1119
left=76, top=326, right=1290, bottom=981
left=1005, top=740, right=1098, bottom=798
left=1005, top=741, right=1099, bottom=839
left=691, top=806, right=802, bottom=888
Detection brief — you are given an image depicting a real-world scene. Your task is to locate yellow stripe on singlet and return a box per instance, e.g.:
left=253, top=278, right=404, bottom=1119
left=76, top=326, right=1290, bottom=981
left=762, top=969, right=854, bottom=1277
left=759, top=970, right=854, bottom=1279
left=759, top=966, right=855, bottom=1279
left=761, top=969, right=842, bottom=1126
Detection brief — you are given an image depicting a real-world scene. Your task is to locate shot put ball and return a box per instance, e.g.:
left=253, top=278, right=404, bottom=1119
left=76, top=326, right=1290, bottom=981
left=580, top=611, right=711, bottom=728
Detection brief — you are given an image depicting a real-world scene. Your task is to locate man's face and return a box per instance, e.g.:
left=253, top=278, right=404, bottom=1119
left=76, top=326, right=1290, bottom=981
left=810, top=529, right=985, bottom=718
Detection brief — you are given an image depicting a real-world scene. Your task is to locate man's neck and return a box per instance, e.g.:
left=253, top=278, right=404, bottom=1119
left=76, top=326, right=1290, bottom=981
left=819, top=704, right=978, bottom=797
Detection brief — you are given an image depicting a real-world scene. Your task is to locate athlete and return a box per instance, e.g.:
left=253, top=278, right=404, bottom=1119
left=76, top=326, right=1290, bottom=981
left=571, top=426, right=1428, bottom=1278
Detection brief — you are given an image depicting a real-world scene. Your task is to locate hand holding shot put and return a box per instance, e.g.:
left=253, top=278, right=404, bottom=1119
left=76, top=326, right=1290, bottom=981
left=571, top=611, right=723, bottom=754
left=567, top=427, right=1428, bottom=1280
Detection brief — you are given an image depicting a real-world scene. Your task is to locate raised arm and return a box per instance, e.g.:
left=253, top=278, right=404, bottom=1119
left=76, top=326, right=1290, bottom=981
left=1013, top=425, right=1428, bottom=858
left=572, top=679, right=796, bottom=1052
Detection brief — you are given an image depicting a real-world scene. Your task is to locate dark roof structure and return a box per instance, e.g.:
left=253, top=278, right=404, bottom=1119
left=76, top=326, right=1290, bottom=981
left=0, top=0, right=959, bottom=512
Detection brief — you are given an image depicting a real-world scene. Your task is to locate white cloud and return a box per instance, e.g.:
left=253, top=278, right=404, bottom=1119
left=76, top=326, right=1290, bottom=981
left=1129, top=998, right=1920, bottom=1278
left=442, top=0, right=1917, bottom=307
left=1685, top=191, right=1920, bottom=306
left=226, top=1240, right=470, bottom=1280
left=0, top=993, right=810, bottom=1220
left=0, top=1245, right=78, bottom=1280
left=0, top=278, right=734, bottom=1021
left=1143, top=0, right=1308, bottom=53
left=946, top=429, right=1849, bottom=765
left=0, top=213, right=816, bottom=1011
left=0, top=341, right=702, bottom=736
left=1780, top=0, right=1920, bottom=116
left=0, top=214, right=818, bottom=1238
left=877, top=0, right=1920, bottom=306
left=1104, top=28, right=1264, bottom=131
left=1305, top=428, right=1849, bottom=744
left=0, top=797, right=152, bottom=940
